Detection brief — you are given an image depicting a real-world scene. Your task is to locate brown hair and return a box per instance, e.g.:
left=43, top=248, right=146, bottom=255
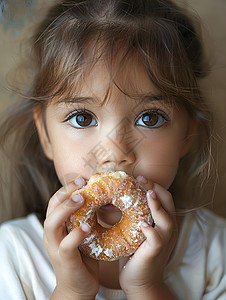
left=0, top=0, right=213, bottom=222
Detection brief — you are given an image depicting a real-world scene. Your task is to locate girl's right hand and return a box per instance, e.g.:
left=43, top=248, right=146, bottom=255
left=43, top=178, right=99, bottom=300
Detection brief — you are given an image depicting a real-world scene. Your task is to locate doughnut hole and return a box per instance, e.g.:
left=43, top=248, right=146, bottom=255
left=96, top=204, right=123, bottom=228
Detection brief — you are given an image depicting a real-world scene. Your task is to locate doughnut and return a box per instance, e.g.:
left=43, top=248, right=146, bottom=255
left=66, top=171, right=152, bottom=261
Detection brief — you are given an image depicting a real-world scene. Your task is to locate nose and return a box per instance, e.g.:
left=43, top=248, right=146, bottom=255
left=96, top=119, right=137, bottom=169
left=100, top=138, right=136, bottom=166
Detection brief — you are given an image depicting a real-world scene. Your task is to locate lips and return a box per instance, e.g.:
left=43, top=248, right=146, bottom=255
left=99, top=204, right=121, bottom=213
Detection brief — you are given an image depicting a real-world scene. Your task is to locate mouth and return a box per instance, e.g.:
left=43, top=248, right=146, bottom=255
left=97, top=204, right=123, bottom=228
left=99, top=204, right=121, bottom=213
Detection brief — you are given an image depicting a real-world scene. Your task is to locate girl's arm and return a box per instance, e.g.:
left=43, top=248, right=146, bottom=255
left=51, top=285, right=96, bottom=300
left=43, top=179, right=99, bottom=300
left=120, top=181, right=178, bottom=299
left=124, top=283, right=176, bottom=300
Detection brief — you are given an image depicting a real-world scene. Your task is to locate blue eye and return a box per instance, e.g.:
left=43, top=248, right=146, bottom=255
left=136, top=110, right=168, bottom=128
left=66, top=111, right=98, bottom=128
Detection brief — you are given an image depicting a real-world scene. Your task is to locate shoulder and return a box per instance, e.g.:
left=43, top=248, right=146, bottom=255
left=196, top=208, right=226, bottom=226
left=0, top=213, right=43, bottom=235
left=0, top=215, right=54, bottom=299
left=193, top=208, right=226, bottom=238
left=193, top=209, right=226, bottom=296
left=0, top=214, right=43, bottom=252
left=176, top=208, right=226, bottom=273
left=166, top=209, right=226, bottom=298
left=187, top=208, right=226, bottom=250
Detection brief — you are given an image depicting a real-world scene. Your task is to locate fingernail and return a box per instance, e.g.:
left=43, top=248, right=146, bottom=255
left=141, top=221, right=149, bottom=228
left=136, top=175, right=148, bottom=184
left=71, top=194, right=84, bottom=203
left=80, top=223, right=90, bottom=233
left=148, top=190, right=157, bottom=200
left=74, top=177, right=85, bottom=186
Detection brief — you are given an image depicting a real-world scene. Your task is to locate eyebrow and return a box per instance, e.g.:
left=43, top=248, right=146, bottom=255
left=141, top=94, right=164, bottom=102
left=56, top=93, right=165, bottom=106
left=55, top=96, right=105, bottom=108
left=57, top=96, right=98, bottom=104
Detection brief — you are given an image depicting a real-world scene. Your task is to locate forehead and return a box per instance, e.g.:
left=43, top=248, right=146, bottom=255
left=49, top=38, right=174, bottom=109
left=78, top=52, right=159, bottom=101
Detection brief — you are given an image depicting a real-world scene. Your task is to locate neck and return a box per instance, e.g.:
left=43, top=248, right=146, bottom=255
left=99, top=257, right=129, bottom=289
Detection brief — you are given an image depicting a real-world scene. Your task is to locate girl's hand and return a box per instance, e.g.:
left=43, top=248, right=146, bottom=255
left=43, top=178, right=99, bottom=300
left=119, top=178, right=178, bottom=299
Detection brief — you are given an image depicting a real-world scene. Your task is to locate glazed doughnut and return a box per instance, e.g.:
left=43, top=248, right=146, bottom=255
left=66, top=171, right=152, bottom=261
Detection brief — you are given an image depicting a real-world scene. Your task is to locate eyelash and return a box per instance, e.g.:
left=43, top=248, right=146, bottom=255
left=135, top=109, right=170, bottom=128
left=64, top=109, right=98, bottom=129
left=64, top=109, right=170, bottom=129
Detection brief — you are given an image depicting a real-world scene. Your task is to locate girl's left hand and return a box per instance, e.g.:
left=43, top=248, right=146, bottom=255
left=119, top=179, right=178, bottom=298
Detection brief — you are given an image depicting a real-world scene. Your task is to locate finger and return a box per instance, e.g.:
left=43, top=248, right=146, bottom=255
left=44, top=196, right=84, bottom=247
left=140, top=221, right=164, bottom=256
left=147, top=190, right=175, bottom=240
left=47, top=177, right=86, bottom=217
left=151, top=183, right=175, bottom=213
left=136, top=175, right=153, bottom=190
left=59, top=224, right=90, bottom=261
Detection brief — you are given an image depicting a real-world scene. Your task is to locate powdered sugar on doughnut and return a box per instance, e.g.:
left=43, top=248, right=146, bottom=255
left=120, top=195, right=133, bottom=209
left=89, top=242, right=103, bottom=258
left=104, top=248, right=113, bottom=258
left=66, top=171, right=152, bottom=261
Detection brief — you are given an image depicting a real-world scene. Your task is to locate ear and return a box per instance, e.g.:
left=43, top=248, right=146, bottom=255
left=33, top=108, right=54, bottom=161
left=180, top=119, right=198, bottom=158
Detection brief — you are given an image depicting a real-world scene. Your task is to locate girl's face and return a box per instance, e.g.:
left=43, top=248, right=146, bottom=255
left=35, top=57, right=194, bottom=223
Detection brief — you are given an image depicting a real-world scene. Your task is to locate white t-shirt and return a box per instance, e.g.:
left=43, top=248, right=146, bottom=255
left=0, top=209, right=225, bottom=300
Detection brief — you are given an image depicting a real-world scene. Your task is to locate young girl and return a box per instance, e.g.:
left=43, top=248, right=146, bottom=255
left=0, top=0, right=225, bottom=299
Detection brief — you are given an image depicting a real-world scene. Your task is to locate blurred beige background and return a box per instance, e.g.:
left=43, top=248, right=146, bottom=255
left=0, top=0, right=226, bottom=219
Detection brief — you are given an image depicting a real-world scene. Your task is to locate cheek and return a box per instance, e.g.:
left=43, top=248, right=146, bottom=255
left=134, top=133, right=185, bottom=189
left=50, top=131, right=98, bottom=185
left=134, top=153, right=179, bottom=189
